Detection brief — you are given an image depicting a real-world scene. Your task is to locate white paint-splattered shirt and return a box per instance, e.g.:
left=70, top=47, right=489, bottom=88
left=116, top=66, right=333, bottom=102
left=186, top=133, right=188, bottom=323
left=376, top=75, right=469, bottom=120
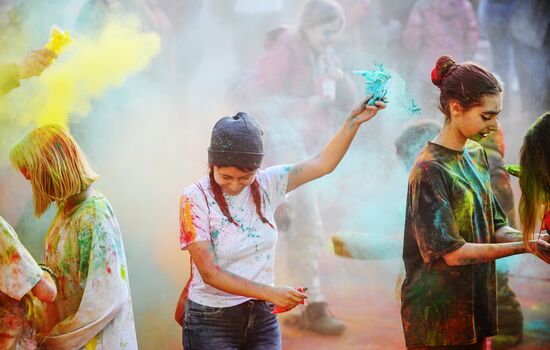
left=42, top=193, right=137, bottom=350
left=0, top=216, right=43, bottom=349
left=180, top=165, right=290, bottom=307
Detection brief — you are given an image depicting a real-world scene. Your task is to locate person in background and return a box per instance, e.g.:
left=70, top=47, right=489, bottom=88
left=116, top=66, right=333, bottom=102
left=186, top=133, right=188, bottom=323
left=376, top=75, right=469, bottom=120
left=509, top=0, right=550, bottom=119
left=403, top=0, right=478, bottom=115
left=232, top=0, right=357, bottom=335
left=477, top=0, right=517, bottom=89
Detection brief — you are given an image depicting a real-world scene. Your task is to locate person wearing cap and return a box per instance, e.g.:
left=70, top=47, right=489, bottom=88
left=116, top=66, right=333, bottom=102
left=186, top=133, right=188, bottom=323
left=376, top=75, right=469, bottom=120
left=177, top=95, right=385, bottom=349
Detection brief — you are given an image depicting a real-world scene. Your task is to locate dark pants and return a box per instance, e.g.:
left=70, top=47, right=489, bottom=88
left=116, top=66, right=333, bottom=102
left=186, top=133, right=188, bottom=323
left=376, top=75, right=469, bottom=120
left=183, top=299, right=281, bottom=350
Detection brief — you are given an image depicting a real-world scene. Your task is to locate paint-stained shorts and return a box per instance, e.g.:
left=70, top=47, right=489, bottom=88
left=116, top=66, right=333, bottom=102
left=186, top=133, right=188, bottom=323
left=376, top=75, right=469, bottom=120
left=183, top=299, right=281, bottom=350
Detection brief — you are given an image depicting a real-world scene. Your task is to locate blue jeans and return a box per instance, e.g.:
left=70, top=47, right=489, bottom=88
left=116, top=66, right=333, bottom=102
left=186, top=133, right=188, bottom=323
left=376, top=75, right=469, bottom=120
left=183, top=299, right=281, bottom=350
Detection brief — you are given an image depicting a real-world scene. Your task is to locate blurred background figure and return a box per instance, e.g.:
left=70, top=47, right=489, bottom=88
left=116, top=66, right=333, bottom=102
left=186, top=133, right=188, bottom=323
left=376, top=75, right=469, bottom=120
left=229, top=0, right=358, bottom=336
left=509, top=0, right=550, bottom=120
left=403, top=0, right=479, bottom=115
left=477, top=0, right=517, bottom=90
left=136, top=0, right=204, bottom=83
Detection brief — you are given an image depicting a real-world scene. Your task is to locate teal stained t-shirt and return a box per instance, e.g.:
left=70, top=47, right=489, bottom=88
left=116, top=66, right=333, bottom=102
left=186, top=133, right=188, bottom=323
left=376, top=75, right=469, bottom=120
left=401, top=140, right=508, bottom=347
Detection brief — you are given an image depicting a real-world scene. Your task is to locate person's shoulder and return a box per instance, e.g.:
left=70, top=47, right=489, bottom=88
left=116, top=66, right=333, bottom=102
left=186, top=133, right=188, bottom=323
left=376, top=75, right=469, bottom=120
left=72, top=192, right=114, bottom=223
left=412, top=143, right=438, bottom=165
left=181, top=176, right=210, bottom=199
left=257, top=164, right=291, bottom=180
left=409, top=148, right=447, bottom=182
left=0, top=216, right=19, bottom=245
left=264, top=26, right=303, bottom=53
left=254, top=165, right=290, bottom=194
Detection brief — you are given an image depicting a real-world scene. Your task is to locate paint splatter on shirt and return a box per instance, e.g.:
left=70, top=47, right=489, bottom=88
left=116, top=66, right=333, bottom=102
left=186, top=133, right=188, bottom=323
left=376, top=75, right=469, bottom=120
left=179, top=165, right=290, bottom=307
left=401, top=141, right=508, bottom=347
left=42, top=193, right=137, bottom=350
left=0, top=216, right=43, bottom=349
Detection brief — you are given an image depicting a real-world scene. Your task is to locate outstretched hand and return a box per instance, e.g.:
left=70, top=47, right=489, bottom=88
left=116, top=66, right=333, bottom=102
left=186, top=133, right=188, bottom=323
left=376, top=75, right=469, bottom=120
left=18, top=48, right=57, bottom=79
left=347, top=95, right=386, bottom=126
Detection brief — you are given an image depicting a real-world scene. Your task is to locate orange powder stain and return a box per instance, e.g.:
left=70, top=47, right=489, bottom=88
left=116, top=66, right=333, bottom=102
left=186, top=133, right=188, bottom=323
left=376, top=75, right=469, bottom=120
left=179, top=196, right=197, bottom=245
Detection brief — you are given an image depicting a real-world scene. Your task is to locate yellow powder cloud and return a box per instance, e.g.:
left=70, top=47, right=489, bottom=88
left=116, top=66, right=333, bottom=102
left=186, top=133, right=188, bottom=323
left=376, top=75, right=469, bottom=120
left=32, top=16, right=161, bottom=127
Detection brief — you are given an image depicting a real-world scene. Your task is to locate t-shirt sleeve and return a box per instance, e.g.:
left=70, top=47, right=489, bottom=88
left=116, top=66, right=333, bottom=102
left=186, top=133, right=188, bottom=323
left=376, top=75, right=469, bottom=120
left=408, top=162, right=466, bottom=263
left=258, top=165, right=291, bottom=209
left=179, top=185, right=211, bottom=249
left=0, top=216, right=43, bottom=301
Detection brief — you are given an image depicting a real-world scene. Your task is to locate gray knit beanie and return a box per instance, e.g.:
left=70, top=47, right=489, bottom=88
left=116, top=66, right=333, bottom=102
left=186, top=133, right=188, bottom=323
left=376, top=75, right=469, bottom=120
left=208, top=112, right=264, bottom=169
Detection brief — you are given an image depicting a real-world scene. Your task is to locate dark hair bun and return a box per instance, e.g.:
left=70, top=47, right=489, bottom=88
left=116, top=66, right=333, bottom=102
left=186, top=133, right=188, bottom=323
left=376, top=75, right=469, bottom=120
left=431, top=55, right=456, bottom=87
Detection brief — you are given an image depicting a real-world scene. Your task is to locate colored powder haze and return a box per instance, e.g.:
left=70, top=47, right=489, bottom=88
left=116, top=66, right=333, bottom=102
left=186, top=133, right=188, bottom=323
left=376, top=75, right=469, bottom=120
left=0, top=1, right=548, bottom=349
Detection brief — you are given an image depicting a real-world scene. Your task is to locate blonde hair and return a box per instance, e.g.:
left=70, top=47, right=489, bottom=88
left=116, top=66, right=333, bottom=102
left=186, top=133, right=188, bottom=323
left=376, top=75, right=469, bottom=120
left=10, top=124, right=98, bottom=217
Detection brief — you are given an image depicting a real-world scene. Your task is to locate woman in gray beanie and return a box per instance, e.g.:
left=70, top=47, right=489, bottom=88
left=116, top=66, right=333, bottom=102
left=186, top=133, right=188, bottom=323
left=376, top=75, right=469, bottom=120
left=177, top=95, right=385, bottom=349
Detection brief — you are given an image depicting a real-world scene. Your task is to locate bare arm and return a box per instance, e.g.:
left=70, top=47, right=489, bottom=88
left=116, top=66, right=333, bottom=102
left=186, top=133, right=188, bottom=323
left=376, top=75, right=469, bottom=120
left=443, top=241, right=527, bottom=266
left=31, top=273, right=57, bottom=303
left=443, top=226, right=550, bottom=266
left=494, top=225, right=523, bottom=243
left=286, top=96, right=385, bottom=192
left=188, top=241, right=306, bottom=309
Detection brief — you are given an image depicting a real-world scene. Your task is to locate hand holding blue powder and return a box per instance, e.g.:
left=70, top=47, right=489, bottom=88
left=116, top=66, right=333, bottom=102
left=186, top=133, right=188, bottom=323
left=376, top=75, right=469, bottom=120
left=354, top=63, right=391, bottom=106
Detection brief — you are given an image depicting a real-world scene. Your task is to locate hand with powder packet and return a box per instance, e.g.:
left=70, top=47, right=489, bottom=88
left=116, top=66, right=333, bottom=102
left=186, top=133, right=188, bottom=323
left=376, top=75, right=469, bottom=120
left=44, top=26, right=72, bottom=55
left=272, top=287, right=308, bottom=314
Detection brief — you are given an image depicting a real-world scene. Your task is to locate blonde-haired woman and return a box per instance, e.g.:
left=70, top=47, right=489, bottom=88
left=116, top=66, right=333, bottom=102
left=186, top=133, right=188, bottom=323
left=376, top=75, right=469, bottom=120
left=10, top=124, right=137, bottom=350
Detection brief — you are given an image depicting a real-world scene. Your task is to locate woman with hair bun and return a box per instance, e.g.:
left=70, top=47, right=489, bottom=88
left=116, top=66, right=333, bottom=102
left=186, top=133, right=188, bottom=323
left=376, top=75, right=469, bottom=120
left=400, top=55, right=550, bottom=349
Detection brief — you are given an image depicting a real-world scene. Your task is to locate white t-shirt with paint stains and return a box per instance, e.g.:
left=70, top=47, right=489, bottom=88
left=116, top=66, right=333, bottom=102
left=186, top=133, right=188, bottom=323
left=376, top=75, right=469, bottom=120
left=43, top=193, right=137, bottom=350
left=180, top=165, right=290, bottom=307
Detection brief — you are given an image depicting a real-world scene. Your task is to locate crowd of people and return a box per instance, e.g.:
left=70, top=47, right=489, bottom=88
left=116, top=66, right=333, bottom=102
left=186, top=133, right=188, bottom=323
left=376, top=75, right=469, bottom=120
left=1, top=0, right=549, bottom=349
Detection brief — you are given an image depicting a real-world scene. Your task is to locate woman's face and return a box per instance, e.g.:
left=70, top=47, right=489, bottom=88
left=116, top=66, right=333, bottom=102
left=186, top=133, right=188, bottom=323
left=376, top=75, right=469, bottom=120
left=304, top=19, right=342, bottom=52
left=213, top=166, right=257, bottom=195
left=452, top=93, right=502, bottom=141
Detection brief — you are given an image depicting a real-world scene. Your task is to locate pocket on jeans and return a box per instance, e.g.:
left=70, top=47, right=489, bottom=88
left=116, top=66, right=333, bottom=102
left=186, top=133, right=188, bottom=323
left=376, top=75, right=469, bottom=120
left=261, top=301, right=275, bottom=313
left=187, top=300, right=224, bottom=316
